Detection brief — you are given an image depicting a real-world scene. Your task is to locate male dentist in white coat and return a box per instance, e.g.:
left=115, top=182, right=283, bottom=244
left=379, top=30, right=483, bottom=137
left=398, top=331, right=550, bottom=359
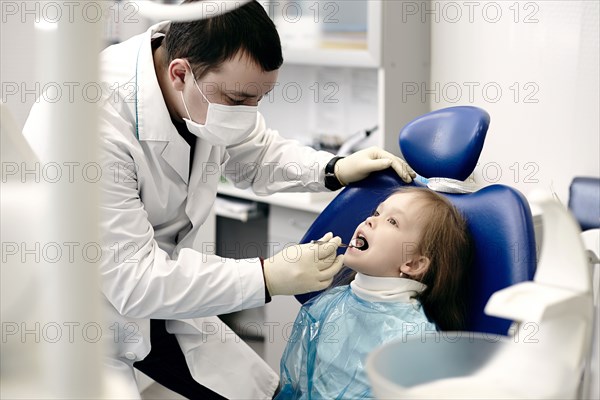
left=23, top=0, right=415, bottom=398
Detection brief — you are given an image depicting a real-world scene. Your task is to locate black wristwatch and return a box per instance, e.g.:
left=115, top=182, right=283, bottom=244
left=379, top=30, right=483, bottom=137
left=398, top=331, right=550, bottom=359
left=324, top=156, right=345, bottom=191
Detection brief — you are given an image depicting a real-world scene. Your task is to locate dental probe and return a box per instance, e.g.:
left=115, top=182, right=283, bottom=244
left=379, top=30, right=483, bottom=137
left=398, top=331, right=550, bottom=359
left=310, top=237, right=367, bottom=249
left=310, top=240, right=353, bottom=248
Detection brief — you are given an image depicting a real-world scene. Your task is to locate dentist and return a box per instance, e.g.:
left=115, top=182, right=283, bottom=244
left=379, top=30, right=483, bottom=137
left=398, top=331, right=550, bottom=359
left=23, top=0, right=414, bottom=398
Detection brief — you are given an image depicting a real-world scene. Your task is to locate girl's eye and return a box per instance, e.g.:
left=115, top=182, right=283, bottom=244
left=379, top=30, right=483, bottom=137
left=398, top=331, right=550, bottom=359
left=372, top=210, right=380, bottom=217
left=387, top=218, right=398, bottom=226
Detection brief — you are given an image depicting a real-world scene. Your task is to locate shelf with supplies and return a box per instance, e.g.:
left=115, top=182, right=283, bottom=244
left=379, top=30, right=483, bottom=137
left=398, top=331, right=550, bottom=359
left=265, top=0, right=381, bottom=68
left=214, top=195, right=269, bottom=222
left=283, top=47, right=378, bottom=68
left=217, top=182, right=337, bottom=214
left=259, top=0, right=430, bottom=156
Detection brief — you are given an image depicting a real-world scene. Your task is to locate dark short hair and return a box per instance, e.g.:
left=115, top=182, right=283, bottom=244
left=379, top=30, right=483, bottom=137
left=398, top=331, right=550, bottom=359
left=164, top=0, right=283, bottom=79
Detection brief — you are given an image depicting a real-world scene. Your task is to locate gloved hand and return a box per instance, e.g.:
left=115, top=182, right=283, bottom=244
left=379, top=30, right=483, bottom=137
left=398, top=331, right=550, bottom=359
left=335, top=147, right=416, bottom=185
left=263, top=232, right=344, bottom=296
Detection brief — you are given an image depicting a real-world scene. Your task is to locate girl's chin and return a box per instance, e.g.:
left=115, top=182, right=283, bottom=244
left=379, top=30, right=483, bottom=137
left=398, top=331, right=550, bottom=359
left=343, top=260, right=366, bottom=273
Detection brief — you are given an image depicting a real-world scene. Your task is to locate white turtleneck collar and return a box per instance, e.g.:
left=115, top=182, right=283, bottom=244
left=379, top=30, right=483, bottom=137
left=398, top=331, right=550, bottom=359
left=350, top=272, right=427, bottom=303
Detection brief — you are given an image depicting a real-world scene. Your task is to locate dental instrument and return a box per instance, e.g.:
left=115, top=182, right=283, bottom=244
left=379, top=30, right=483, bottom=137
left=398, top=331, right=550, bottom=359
left=310, top=240, right=351, bottom=247
left=310, top=237, right=367, bottom=249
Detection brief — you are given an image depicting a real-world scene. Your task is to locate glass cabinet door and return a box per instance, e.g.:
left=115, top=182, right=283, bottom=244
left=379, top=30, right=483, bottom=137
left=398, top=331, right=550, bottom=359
left=260, top=0, right=381, bottom=67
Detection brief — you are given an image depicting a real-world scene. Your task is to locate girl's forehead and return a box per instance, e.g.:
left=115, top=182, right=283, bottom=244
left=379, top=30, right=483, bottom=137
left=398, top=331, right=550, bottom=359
left=381, top=192, right=431, bottom=222
left=382, top=192, right=422, bottom=207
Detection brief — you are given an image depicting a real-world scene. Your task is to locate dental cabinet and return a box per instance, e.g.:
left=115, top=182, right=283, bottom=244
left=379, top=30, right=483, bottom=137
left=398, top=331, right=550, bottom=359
left=257, top=0, right=430, bottom=155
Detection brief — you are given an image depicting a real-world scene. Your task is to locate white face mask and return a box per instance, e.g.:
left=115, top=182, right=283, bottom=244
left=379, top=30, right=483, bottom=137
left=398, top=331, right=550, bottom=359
left=180, top=67, right=258, bottom=146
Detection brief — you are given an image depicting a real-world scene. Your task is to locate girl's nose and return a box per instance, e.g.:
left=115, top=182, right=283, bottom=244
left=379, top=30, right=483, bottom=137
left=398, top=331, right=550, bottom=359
left=366, top=216, right=375, bottom=228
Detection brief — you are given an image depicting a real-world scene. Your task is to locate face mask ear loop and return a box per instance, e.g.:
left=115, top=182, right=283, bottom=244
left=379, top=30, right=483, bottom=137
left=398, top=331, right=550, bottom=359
left=186, top=61, right=211, bottom=104
left=193, top=79, right=210, bottom=104
left=180, top=91, right=193, bottom=121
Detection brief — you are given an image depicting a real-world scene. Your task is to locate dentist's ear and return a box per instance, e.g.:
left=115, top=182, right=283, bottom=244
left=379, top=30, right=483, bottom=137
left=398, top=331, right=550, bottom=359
left=401, top=256, right=431, bottom=278
left=169, top=59, right=189, bottom=91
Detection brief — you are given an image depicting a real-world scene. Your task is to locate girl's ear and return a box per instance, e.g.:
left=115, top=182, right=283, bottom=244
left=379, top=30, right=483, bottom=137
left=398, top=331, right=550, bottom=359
left=169, top=59, right=189, bottom=91
left=401, top=256, right=431, bottom=278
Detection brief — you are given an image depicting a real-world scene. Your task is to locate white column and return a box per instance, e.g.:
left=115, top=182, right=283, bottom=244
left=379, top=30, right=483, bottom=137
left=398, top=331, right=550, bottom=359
left=36, top=1, right=104, bottom=397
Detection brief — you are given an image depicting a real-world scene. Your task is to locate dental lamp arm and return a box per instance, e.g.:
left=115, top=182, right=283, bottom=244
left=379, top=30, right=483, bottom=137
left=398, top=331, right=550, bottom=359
left=135, top=0, right=252, bottom=22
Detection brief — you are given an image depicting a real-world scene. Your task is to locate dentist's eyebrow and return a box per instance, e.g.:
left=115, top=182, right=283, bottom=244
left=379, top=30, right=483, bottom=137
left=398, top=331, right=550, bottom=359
left=227, top=88, right=274, bottom=98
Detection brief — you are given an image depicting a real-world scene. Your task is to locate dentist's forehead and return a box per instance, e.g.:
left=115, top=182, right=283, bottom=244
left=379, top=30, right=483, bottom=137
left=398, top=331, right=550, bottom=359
left=204, top=52, right=279, bottom=96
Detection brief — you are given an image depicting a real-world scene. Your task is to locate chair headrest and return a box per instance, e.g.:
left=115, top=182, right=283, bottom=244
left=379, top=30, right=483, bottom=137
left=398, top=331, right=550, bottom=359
left=399, top=106, right=490, bottom=181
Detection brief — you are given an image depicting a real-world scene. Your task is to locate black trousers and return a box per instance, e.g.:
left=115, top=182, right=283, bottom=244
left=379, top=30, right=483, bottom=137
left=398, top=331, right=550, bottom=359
left=133, top=319, right=226, bottom=400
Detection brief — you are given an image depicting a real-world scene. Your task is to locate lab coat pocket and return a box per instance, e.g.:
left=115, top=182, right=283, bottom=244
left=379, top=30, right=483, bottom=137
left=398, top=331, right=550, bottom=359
left=166, top=318, right=278, bottom=400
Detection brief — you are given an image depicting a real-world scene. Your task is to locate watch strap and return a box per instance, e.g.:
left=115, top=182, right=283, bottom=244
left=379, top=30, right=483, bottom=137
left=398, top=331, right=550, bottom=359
left=324, top=156, right=345, bottom=191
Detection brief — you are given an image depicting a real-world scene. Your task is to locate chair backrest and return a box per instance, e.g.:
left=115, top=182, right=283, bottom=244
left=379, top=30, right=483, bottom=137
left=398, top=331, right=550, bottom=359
left=297, top=106, right=537, bottom=335
left=569, top=177, right=600, bottom=231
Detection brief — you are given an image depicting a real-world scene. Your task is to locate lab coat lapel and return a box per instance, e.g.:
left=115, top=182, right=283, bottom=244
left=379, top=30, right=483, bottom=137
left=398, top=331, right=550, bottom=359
left=185, top=140, right=221, bottom=226
left=160, top=139, right=190, bottom=185
left=135, top=21, right=190, bottom=184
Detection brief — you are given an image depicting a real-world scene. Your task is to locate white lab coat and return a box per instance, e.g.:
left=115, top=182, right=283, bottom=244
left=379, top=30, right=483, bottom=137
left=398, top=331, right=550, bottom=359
left=23, top=21, right=334, bottom=399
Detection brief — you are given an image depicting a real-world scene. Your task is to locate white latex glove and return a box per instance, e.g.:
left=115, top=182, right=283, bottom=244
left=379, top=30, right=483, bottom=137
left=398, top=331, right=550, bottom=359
left=335, top=146, right=416, bottom=185
left=263, top=232, right=344, bottom=296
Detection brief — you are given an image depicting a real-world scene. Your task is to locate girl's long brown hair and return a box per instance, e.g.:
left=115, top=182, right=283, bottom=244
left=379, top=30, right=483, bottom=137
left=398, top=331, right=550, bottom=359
left=405, top=187, right=473, bottom=331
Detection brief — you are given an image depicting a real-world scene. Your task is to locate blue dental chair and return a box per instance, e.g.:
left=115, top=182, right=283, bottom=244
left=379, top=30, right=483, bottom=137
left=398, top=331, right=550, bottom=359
left=297, top=106, right=537, bottom=335
left=569, top=176, right=600, bottom=231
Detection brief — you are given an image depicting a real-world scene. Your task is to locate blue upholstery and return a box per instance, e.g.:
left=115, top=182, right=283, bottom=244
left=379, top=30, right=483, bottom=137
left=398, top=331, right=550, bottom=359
left=568, top=177, right=600, bottom=231
left=296, top=106, right=536, bottom=336
left=399, top=106, right=490, bottom=181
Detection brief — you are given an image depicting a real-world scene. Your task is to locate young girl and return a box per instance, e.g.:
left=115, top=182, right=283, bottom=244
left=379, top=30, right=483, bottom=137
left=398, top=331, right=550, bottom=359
left=276, top=187, right=472, bottom=399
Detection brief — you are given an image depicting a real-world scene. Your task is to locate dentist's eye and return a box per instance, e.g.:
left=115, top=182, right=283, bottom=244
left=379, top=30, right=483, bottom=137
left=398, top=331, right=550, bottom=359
left=228, top=97, right=245, bottom=105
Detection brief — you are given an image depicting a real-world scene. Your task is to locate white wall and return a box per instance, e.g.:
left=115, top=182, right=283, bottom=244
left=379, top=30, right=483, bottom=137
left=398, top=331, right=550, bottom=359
left=428, top=0, right=599, bottom=201
left=3, top=1, right=598, bottom=202
left=1, top=4, right=38, bottom=130
left=0, top=2, right=150, bottom=131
